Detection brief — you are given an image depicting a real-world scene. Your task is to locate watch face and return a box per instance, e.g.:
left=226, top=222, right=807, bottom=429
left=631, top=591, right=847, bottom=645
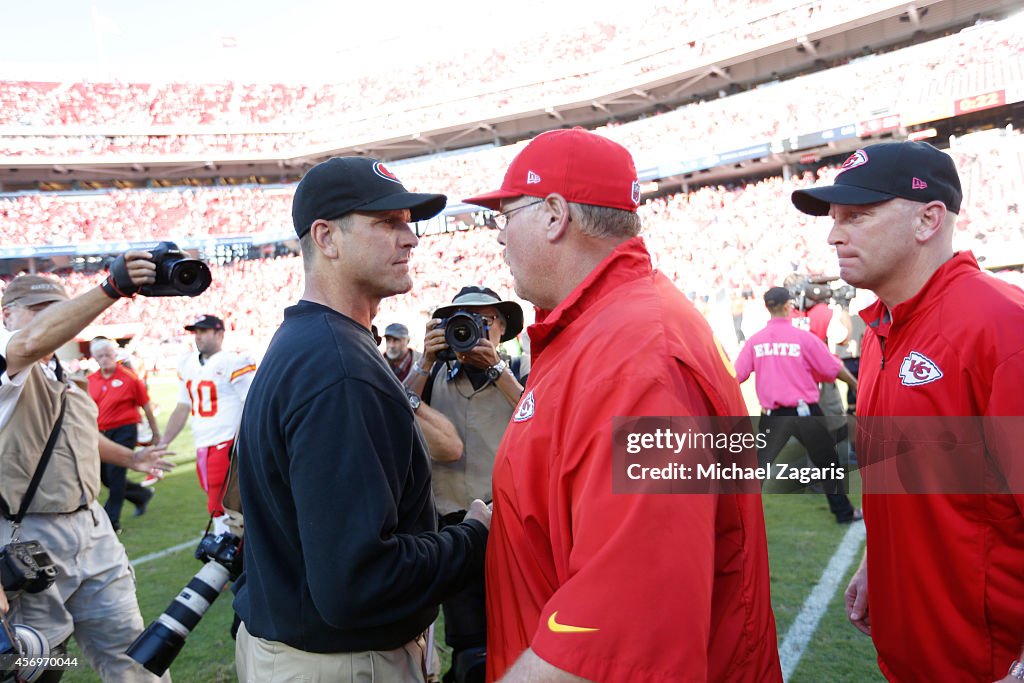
left=486, top=367, right=500, bottom=380
left=408, top=393, right=421, bottom=410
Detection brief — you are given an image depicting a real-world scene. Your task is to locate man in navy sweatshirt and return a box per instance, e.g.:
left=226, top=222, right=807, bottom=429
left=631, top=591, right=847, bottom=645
left=233, top=157, right=490, bottom=682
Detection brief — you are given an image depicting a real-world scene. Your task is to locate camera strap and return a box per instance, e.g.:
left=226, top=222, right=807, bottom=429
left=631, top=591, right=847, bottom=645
left=0, top=389, right=68, bottom=526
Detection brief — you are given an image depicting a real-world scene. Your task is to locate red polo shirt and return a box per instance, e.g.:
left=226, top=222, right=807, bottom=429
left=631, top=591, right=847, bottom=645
left=486, top=238, right=781, bottom=682
left=87, top=364, right=150, bottom=431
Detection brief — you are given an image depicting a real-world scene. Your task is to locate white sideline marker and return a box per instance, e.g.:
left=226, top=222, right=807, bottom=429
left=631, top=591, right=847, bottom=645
left=778, top=521, right=866, bottom=681
left=131, top=539, right=199, bottom=567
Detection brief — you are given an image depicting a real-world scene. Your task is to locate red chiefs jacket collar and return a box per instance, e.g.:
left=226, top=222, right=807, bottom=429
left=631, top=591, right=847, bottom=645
left=859, top=250, right=980, bottom=340
left=529, top=236, right=653, bottom=358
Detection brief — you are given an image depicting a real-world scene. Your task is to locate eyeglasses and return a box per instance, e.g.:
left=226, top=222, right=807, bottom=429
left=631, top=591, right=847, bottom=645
left=490, top=200, right=544, bottom=231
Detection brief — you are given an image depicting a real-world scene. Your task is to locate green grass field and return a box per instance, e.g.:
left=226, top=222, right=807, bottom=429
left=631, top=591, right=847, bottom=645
left=57, top=377, right=885, bottom=682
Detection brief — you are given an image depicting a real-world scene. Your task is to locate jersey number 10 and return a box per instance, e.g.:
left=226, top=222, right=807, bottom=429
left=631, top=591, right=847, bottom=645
left=186, top=380, right=218, bottom=417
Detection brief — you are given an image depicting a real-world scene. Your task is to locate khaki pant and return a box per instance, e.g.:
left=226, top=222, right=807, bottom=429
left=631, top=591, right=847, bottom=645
left=1, top=501, right=168, bottom=682
left=236, top=621, right=426, bottom=683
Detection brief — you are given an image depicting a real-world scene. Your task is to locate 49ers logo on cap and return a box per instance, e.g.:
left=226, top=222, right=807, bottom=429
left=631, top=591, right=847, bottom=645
left=837, top=149, right=869, bottom=175
left=373, top=162, right=402, bottom=184
left=899, top=351, right=943, bottom=387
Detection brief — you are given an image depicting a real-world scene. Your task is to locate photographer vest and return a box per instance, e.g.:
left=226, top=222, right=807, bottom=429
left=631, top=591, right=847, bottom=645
left=0, top=362, right=101, bottom=515
left=428, top=371, right=513, bottom=515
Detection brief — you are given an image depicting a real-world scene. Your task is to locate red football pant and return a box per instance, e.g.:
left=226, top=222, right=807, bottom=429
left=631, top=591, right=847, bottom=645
left=195, top=439, right=233, bottom=516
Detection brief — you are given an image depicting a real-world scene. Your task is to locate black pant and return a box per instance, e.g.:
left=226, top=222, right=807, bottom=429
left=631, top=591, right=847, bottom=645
left=757, top=404, right=855, bottom=521
left=100, top=424, right=149, bottom=526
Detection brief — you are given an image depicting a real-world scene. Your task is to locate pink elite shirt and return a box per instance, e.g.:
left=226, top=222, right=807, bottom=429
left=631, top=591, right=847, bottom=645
left=734, top=318, right=841, bottom=410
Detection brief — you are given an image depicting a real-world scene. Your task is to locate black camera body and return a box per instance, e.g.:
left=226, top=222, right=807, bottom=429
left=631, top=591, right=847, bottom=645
left=195, top=531, right=242, bottom=582
left=786, top=276, right=856, bottom=311
left=0, top=541, right=57, bottom=594
left=436, top=312, right=490, bottom=362
left=138, top=241, right=212, bottom=297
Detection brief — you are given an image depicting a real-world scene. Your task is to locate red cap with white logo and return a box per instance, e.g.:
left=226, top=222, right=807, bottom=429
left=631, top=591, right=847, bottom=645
left=463, top=127, right=641, bottom=212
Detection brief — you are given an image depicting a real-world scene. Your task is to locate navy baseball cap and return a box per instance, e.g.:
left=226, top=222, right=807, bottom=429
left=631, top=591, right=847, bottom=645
left=763, top=287, right=792, bottom=308
left=792, top=141, right=962, bottom=217
left=184, top=314, right=225, bottom=331
left=291, top=157, right=447, bottom=237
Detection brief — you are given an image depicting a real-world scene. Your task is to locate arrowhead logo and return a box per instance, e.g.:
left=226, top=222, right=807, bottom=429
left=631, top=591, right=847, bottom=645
left=837, top=149, right=868, bottom=175
left=547, top=611, right=598, bottom=634
left=513, top=390, right=535, bottom=422
left=111, top=379, right=123, bottom=388
left=899, top=351, right=943, bottom=386
left=526, top=171, right=542, bottom=185
left=911, top=177, right=928, bottom=189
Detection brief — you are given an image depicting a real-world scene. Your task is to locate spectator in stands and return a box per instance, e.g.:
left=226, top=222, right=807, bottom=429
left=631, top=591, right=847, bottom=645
left=86, top=336, right=159, bottom=531
left=0, top=265, right=172, bottom=682
left=157, top=315, right=256, bottom=535
left=464, top=127, right=781, bottom=682
left=792, top=140, right=1024, bottom=681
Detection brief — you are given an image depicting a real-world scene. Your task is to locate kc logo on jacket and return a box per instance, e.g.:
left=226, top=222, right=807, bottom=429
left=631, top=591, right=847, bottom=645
left=899, top=351, right=943, bottom=386
left=513, top=390, right=535, bottom=422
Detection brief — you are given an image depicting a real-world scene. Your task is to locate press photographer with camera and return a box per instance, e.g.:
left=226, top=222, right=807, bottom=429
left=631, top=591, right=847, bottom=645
left=1, top=253, right=180, bottom=682
left=405, top=286, right=524, bottom=683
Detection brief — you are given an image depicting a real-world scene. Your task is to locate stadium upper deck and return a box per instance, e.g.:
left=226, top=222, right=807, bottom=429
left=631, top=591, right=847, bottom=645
left=1, top=12, right=1020, bottom=253
left=0, top=0, right=1017, bottom=186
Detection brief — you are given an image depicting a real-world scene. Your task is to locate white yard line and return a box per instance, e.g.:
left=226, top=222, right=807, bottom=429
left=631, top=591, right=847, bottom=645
left=130, top=538, right=199, bottom=567
left=778, top=520, right=866, bottom=681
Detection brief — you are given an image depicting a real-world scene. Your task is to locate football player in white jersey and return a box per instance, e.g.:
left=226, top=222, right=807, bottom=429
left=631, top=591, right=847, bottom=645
left=158, top=314, right=255, bottom=534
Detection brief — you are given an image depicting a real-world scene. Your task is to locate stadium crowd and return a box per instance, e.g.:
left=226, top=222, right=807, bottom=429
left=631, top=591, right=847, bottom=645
left=0, top=0, right=901, bottom=131
left=0, top=4, right=1016, bottom=160
left=4, top=129, right=1017, bottom=369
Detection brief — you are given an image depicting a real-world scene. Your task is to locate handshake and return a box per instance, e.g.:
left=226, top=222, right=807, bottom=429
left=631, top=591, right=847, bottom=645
left=100, top=241, right=211, bottom=300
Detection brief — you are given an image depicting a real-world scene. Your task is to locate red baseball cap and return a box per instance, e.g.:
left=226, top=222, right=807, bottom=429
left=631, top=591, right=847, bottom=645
left=463, top=127, right=641, bottom=213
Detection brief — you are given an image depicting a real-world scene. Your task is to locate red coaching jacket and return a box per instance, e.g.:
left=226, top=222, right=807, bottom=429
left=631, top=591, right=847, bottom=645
left=857, top=251, right=1024, bottom=681
left=485, top=238, right=781, bottom=682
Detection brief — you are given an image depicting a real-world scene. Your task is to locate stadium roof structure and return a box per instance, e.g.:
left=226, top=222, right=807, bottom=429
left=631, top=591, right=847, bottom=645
left=1, top=0, right=1018, bottom=188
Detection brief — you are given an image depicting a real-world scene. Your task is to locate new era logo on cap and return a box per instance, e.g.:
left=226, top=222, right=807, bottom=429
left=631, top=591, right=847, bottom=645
left=912, top=177, right=928, bottom=189
left=526, top=171, right=542, bottom=185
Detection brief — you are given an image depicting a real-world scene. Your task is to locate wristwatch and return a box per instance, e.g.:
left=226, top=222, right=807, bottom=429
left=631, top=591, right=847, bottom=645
left=407, top=391, right=422, bottom=411
left=1009, top=661, right=1024, bottom=680
left=486, top=359, right=507, bottom=382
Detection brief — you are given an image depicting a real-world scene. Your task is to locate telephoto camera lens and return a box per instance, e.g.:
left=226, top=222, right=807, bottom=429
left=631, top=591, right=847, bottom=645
left=0, top=617, right=49, bottom=683
left=126, top=561, right=231, bottom=676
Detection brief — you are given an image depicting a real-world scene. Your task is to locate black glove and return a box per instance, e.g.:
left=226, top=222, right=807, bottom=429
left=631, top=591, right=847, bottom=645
left=100, top=253, right=141, bottom=299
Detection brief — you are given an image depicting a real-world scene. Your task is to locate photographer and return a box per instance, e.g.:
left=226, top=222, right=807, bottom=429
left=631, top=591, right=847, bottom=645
left=786, top=275, right=855, bottom=439
left=406, top=286, right=524, bottom=683
left=1, top=264, right=174, bottom=682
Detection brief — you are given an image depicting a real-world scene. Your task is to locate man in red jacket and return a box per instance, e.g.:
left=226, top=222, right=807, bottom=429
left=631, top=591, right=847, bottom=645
left=465, top=128, right=781, bottom=683
left=793, top=140, right=1024, bottom=682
